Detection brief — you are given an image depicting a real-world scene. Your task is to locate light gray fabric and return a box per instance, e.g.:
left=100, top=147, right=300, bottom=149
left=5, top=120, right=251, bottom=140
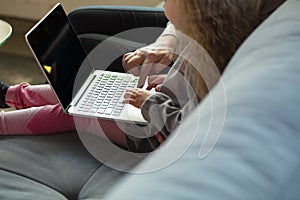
left=0, top=170, right=67, bottom=200
left=104, top=0, right=300, bottom=199
left=0, top=133, right=101, bottom=199
left=78, top=165, right=125, bottom=199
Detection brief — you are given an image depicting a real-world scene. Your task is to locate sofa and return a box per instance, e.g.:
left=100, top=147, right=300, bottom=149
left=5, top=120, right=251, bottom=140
left=0, top=6, right=167, bottom=200
left=1, top=0, right=300, bottom=199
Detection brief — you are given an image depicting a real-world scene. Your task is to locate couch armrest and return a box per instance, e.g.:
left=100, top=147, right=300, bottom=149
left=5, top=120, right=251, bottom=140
left=68, top=6, right=168, bottom=71
left=68, top=6, right=167, bottom=41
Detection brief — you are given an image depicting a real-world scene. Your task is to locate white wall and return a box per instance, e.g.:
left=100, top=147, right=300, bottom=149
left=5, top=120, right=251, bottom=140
left=0, top=0, right=162, bottom=20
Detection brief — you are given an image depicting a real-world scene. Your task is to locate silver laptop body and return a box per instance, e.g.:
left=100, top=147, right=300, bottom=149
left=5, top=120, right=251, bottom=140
left=25, top=3, right=147, bottom=124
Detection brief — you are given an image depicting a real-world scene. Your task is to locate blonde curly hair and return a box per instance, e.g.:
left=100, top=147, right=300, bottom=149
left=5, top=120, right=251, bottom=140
left=178, top=0, right=261, bottom=72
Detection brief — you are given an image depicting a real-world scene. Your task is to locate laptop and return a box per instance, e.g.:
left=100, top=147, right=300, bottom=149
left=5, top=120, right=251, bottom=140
left=25, top=3, right=148, bottom=124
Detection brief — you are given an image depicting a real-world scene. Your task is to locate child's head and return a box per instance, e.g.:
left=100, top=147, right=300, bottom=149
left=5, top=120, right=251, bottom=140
left=164, top=0, right=261, bottom=72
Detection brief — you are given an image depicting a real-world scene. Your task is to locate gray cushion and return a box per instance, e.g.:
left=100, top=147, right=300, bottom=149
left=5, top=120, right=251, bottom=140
left=0, top=133, right=97, bottom=199
left=0, top=169, right=67, bottom=200
left=104, top=0, right=300, bottom=199
left=0, top=133, right=124, bottom=199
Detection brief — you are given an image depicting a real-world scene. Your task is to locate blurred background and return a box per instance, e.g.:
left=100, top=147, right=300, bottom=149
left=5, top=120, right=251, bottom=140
left=0, top=0, right=163, bottom=86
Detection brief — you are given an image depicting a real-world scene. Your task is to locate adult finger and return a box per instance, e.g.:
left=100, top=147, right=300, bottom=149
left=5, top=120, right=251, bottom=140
left=146, top=82, right=158, bottom=91
left=122, top=52, right=136, bottom=68
left=146, top=75, right=160, bottom=90
left=123, top=53, right=144, bottom=75
left=122, top=53, right=135, bottom=73
left=138, top=53, right=160, bottom=87
left=155, top=84, right=162, bottom=92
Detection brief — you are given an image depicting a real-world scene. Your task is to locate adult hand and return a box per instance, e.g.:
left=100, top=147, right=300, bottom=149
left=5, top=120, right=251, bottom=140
left=122, top=48, right=173, bottom=88
left=123, top=88, right=153, bottom=108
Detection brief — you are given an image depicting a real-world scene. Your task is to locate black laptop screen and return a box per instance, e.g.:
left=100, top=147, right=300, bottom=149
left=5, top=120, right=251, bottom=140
left=26, top=4, right=92, bottom=110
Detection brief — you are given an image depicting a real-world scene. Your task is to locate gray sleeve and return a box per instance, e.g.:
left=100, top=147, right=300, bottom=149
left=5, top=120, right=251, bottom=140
left=141, top=91, right=198, bottom=139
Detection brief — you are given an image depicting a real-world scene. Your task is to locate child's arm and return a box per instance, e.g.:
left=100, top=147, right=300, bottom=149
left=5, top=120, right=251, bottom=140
left=141, top=91, right=198, bottom=140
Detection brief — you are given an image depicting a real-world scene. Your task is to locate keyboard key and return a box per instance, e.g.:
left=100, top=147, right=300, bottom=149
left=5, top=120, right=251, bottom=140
left=78, top=72, right=138, bottom=116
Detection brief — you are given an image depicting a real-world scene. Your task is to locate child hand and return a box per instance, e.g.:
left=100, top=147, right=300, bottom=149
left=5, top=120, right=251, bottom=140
left=146, top=74, right=167, bottom=91
left=123, top=88, right=153, bottom=108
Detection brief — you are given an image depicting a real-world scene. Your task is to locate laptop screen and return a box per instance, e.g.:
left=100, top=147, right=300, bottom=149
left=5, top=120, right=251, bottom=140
left=26, top=4, right=92, bottom=110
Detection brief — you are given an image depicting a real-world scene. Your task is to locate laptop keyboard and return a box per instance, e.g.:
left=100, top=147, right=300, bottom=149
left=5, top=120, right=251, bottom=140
left=78, top=73, right=139, bottom=116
